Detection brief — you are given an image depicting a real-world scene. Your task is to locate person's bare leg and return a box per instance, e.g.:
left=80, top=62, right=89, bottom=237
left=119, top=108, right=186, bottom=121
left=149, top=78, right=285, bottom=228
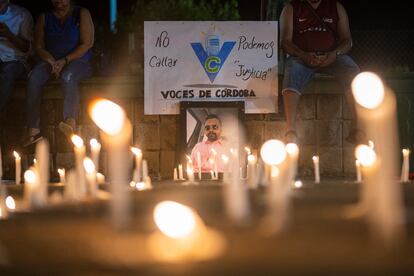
left=283, top=90, right=301, bottom=142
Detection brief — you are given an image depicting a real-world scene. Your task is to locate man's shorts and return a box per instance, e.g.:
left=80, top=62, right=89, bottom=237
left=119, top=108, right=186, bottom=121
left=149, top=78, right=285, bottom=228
left=282, top=55, right=360, bottom=95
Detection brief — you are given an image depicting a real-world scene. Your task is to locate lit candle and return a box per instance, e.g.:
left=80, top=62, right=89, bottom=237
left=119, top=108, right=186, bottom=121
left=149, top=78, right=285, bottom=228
left=221, top=154, right=229, bottom=184
left=401, top=149, right=410, bottom=182
left=312, top=156, right=320, bottom=183
left=173, top=168, right=178, bottom=181
left=211, top=149, right=218, bottom=179
left=71, top=135, right=87, bottom=197
left=285, top=143, right=299, bottom=186
left=148, top=201, right=226, bottom=262
left=84, top=157, right=97, bottom=196
left=90, top=138, right=101, bottom=170
left=260, top=139, right=289, bottom=234
left=90, top=99, right=133, bottom=230
left=247, top=154, right=257, bottom=189
left=352, top=72, right=405, bottom=247
left=131, top=147, right=142, bottom=183
left=35, top=139, right=49, bottom=206
left=58, top=168, right=66, bottom=185
left=187, top=163, right=195, bottom=183
left=224, top=148, right=250, bottom=224
left=178, top=164, right=184, bottom=180
left=23, top=168, right=38, bottom=208
left=96, top=172, right=105, bottom=184
left=142, top=159, right=152, bottom=189
left=196, top=151, right=201, bottom=180
left=13, top=151, right=21, bottom=185
left=5, top=196, right=16, bottom=211
left=355, top=160, right=362, bottom=182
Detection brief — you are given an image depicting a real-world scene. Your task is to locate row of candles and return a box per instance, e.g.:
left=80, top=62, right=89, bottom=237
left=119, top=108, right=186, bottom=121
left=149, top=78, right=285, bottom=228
left=0, top=71, right=411, bottom=256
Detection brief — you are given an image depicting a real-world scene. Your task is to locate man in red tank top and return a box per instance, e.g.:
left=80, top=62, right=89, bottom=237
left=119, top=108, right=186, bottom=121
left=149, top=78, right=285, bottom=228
left=279, top=0, right=361, bottom=144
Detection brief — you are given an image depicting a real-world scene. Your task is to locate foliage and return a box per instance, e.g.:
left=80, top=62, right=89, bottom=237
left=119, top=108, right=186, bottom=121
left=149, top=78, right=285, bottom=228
left=117, top=0, right=240, bottom=33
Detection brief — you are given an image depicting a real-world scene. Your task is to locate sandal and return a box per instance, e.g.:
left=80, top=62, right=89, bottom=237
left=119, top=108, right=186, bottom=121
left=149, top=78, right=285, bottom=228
left=284, top=130, right=298, bottom=144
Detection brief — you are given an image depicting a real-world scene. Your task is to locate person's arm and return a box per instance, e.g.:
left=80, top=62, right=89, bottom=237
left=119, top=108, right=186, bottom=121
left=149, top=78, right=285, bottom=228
left=34, top=14, right=56, bottom=66
left=53, top=8, right=94, bottom=74
left=320, top=2, right=353, bottom=67
left=0, top=11, right=32, bottom=52
left=280, top=3, right=321, bottom=67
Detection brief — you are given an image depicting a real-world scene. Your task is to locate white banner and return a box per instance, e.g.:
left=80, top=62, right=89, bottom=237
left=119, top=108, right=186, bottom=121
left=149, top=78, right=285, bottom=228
left=144, top=21, right=278, bottom=114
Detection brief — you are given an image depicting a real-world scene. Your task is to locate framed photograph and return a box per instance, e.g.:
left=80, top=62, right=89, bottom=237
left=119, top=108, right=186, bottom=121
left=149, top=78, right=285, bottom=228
left=178, top=101, right=245, bottom=176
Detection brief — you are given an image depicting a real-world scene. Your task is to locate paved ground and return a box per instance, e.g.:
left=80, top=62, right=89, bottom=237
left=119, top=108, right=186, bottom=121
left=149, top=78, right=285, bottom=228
left=1, top=179, right=414, bottom=275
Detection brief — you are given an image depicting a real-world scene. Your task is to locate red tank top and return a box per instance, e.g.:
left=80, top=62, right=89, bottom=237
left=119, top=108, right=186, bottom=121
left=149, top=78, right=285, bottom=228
left=291, top=0, right=338, bottom=52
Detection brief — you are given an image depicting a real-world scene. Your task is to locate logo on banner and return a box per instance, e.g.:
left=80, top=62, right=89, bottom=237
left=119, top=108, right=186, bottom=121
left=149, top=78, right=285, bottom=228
left=191, top=35, right=236, bottom=83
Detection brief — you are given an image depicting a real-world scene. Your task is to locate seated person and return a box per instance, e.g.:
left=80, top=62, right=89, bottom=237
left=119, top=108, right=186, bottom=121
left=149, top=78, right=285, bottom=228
left=23, top=0, right=94, bottom=146
left=0, top=0, right=33, bottom=112
left=191, top=114, right=227, bottom=173
left=279, top=0, right=361, bottom=144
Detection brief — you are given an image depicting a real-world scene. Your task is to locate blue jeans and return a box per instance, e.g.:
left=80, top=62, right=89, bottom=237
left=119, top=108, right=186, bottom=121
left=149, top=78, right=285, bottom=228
left=26, top=59, right=92, bottom=128
left=282, top=55, right=360, bottom=95
left=0, top=60, right=26, bottom=112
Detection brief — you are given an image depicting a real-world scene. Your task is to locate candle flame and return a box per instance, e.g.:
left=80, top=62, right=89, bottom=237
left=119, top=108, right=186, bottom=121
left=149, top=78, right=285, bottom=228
left=368, top=140, right=374, bottom=149
left=90, top=99, right=126, bottom=135
left=294, top=180, right=303, bottom=188
left=13, top=151, right=20, bottom=159
left=312, top=156, right=319, bottom=162
left=135, top=182, right=146, bottom=191
left=71, top=135, right=84, bottom=148
left=153, top=201, right=197, bottom=239
left=57, top=168, right=65, bottom=176
left=5, top=196, right=15, bottom=210
left=130, top=147, right=142, bottom=157
left=244, top=147, right=251, bottom=155
left=260, top=139, right=286, bottom=165
left=403, top=148, right=410, bottom=156
left=90, top=138, right=101, bottom=149
left=355, top=144, right=377, bottom=167
left=285, top=143, right=299, bottom=156
left=351, top=72, right=385, bottom=109
left=24, top=169, right=36, bottom=184
left=83, top=157, right=96, bottom=174
left=221, top=154, right=229, bottom=163
left=211, top=148, right=217, bottom=155
left=33, top=158, right=37, bottom=164
left=247, top=154, right=255, bottom=162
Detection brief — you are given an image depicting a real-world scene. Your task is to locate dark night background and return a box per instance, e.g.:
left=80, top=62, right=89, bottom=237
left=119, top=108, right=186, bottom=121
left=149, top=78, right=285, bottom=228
left=11, top=0, right=414, bottom=30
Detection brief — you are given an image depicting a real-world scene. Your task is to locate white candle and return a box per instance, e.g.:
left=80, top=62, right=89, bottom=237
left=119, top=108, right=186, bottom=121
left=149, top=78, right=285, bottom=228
left=71, top=135, right=87, bottom=197
left=178, top=164, right=184, bottom=180
left=312, top=156, right=320, bottom=183
left=261, top=139, right=289, bottom=234
left=196, top=151, right=202, bottom=180
left=58, top=168, right=66, bottom=184
left=90, top=99, right=133, bottom=230
left=356, top=160, right=362, bottom=182
left=211, top=149, right=218, bottom=179
left=131, top=147, right=142, bottom=182
left=23, top=168, right=38, bottom=208
left=142, top=159, right=152, bottom=189
left=401, top=149, right=410, bottom=182
left=187, top=164, right=195, bottom=183
left=352, top=72, right=405, bottom=247
left=13, top=151, right=21, bottom=185
left=247, top=154, right=257, bottom=189
left=173, top=168, right=178, bottom=181
left=221, top=154, right=229, bottom=184
left=84, top=157, right=97, bottom=196
left=35, top=139, right=49, bottom=206
left=90, top=138, right=101, bottom=170
left=96, top=172, right=105, bottom=184
left=285, top=143, right=299, bottom=186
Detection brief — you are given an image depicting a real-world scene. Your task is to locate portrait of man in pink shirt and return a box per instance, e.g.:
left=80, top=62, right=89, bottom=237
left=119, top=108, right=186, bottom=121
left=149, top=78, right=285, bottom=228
left=191, top=114, right=227, bottom=173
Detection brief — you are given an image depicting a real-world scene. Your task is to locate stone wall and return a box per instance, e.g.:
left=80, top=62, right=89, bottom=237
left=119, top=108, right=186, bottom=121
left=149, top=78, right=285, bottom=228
left=1, top=74, right=413, bottom=181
